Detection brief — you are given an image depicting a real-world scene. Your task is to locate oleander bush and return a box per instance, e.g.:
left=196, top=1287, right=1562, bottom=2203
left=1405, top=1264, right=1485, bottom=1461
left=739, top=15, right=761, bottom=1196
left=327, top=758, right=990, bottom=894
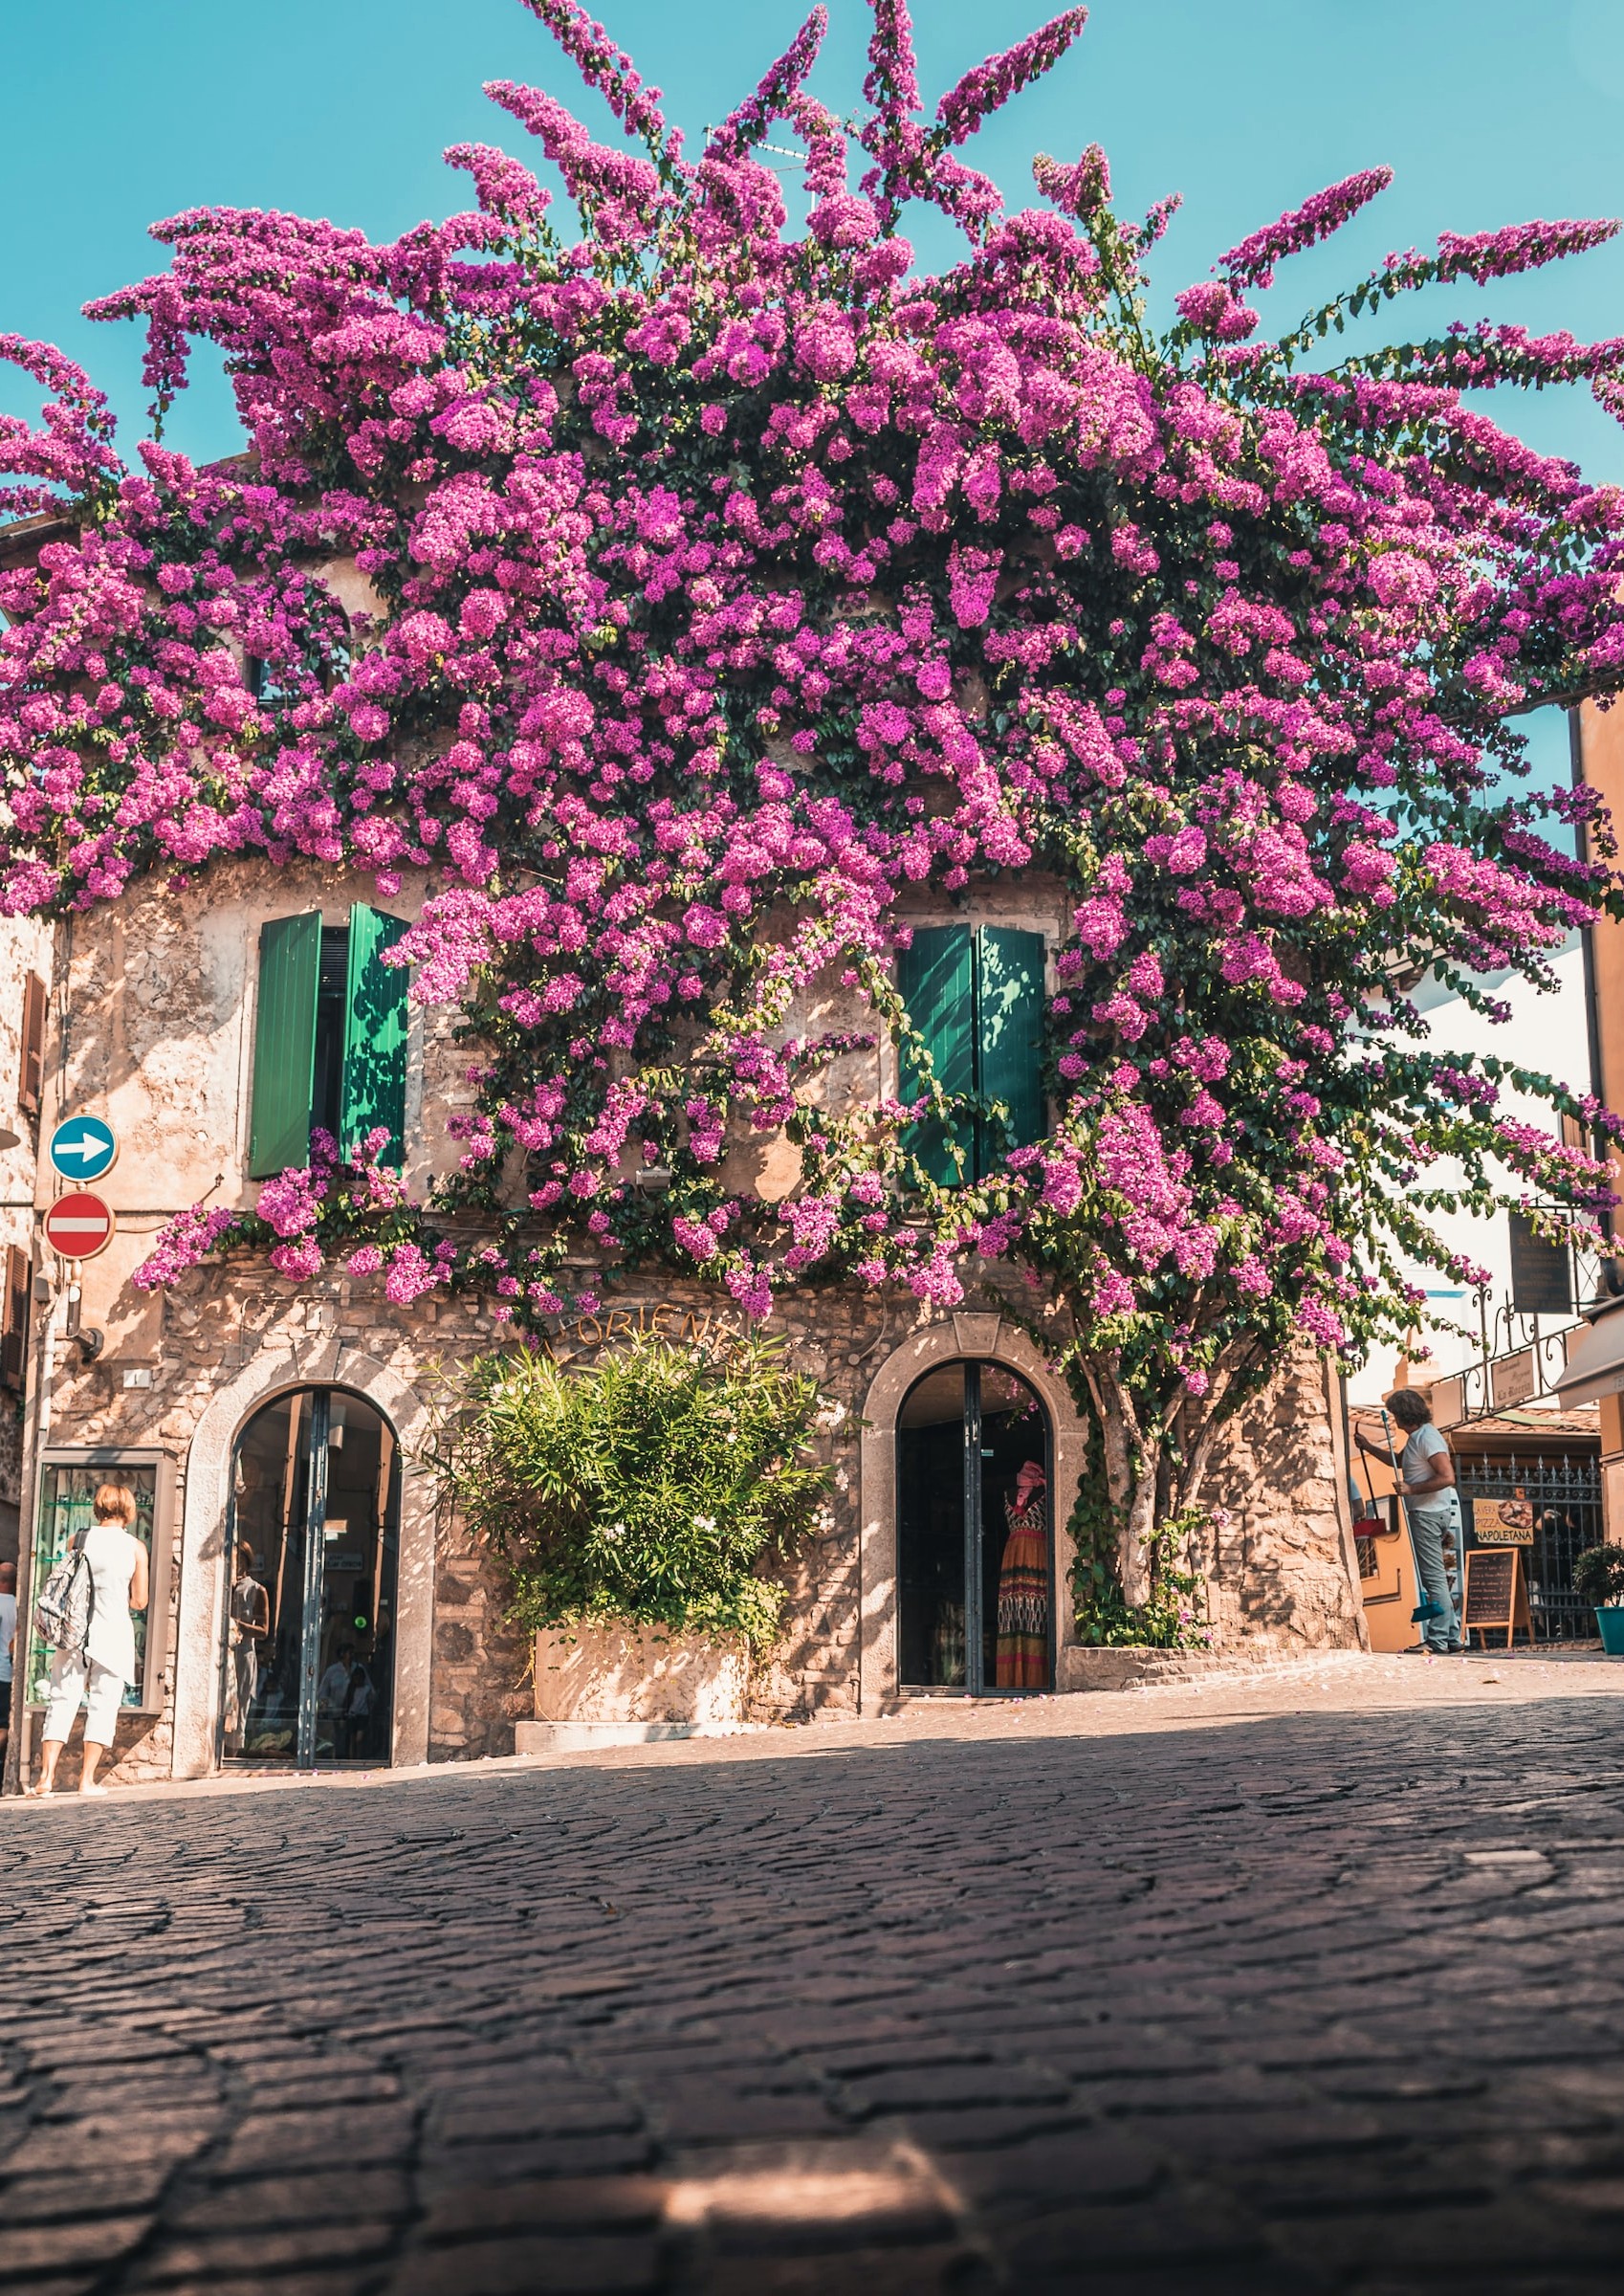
left=432, top=1334, right=830, bottom=1646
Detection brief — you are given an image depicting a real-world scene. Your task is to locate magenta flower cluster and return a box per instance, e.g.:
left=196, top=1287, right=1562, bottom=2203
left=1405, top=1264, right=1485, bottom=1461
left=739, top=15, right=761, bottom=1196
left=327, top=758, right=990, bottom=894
left=1, top=0, right=1620, bottom=1505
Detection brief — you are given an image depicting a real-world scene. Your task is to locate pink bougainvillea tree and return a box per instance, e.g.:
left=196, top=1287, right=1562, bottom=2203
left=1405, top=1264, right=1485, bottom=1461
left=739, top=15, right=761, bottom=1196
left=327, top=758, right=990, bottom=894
left=3, top=0, right=1624, bottom=1606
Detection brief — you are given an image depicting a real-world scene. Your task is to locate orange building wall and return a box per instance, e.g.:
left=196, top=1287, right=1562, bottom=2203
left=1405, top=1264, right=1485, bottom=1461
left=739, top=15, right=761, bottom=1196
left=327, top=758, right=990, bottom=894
left=1576, top=701, right=1624, bottom=1512
left=1578, top=699, right=1624, bottom=1174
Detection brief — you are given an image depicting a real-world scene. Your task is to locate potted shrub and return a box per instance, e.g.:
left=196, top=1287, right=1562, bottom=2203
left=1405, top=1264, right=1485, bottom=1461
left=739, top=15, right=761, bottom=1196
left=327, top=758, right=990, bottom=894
left=433, top=1334, right=830, bottom=1729
left=1572, top=1544, right=1624, bottom=1654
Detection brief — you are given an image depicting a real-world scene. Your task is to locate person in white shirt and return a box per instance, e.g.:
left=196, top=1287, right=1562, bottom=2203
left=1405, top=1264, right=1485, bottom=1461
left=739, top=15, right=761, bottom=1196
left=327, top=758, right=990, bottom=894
left=1356, top=1390, right=1461, bottom=1655
left=0, top=1557, right=16, bottom=1776
left=318, top=1644, right=357, bottom=1719
left=28, top=1484, right=148, bottom=1797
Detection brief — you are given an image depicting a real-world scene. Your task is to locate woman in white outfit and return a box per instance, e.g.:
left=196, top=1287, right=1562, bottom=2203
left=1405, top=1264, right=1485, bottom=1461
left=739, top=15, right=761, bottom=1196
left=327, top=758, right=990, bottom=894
left=29, top=1483, right=148, bottom=1798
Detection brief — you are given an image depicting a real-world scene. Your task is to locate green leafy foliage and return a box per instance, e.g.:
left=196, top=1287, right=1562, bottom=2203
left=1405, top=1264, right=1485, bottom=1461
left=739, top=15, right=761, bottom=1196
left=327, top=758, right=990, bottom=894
left=1572, top=1542, right=1624, bottom=1609
left=1066, top=1395, right=1211, bottom=1650
left=431, top=1334, right=831, bottom=1648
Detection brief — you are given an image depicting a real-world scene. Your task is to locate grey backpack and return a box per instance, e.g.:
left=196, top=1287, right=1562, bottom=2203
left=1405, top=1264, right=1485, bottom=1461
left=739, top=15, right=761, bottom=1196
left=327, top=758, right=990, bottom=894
left=33, top=1533, right=95, bottom=1653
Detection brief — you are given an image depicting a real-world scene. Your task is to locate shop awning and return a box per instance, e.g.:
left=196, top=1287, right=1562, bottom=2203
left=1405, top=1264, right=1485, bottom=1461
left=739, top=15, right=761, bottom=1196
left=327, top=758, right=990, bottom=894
left=1553, top=1304, right=1624, bottom=1406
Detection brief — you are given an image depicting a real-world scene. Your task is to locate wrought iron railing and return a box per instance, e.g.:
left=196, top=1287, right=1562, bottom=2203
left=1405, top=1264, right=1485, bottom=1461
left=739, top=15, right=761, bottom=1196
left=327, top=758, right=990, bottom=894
left=1455, top=1449, right=1603, bottom=1641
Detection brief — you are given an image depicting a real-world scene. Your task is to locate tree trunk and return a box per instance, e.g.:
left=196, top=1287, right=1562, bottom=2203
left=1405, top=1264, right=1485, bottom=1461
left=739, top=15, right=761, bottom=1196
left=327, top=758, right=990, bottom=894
left=1119, top=1464, right=1159, bottom=1608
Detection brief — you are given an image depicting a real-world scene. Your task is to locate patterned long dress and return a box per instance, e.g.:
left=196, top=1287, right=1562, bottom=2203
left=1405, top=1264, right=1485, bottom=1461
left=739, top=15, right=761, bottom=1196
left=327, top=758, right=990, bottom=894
left=995, top=1490, right=1049, bottom=1689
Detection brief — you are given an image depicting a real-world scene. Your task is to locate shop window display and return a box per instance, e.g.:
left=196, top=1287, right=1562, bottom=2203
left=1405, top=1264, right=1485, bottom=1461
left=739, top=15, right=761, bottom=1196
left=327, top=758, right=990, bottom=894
left=225, top=1388, right=400, bottom=1766
left=896, top=1362, right=1053, bottom=1694
left=24, top=1461, right=162, bottom=1713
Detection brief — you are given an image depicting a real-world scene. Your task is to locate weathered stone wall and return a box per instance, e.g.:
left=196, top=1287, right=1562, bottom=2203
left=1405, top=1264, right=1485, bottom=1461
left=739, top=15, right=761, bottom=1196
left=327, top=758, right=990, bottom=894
left=1202, top=1351, right=1365, bottom=1653
left=0, top=912, right=51, bottom=1558
left=25, top=1248, right=1360, bottom=1789
left=9, top=857, right=1363, bottom=1783
left=27, top=1259, right=896, bottom=1780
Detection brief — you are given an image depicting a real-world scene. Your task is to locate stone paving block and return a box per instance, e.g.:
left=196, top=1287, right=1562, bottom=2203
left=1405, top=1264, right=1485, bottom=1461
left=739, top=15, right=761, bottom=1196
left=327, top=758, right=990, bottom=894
left=428, top=2094, right=644, bottom=2145
left=132, top=2278, right=376, bottom=2296
left=385, top=2234, right=663, bottom=2293
left=0, top=2215, right=152, bottom=2280
left=702, top=2247, right=976, bottom=2294
left=126, top=2219, right=399, bottom=2285
left=168, top=2166, right=414, bottom=2230
left=844, top=2066, right=1073, bottom=2112
left=420, top=2131, right=658, bottom=2183
left=15, top=1689, right=1624, bottom=2287
left=419, top=2175, right=667, bottom=2241
left=212, top=2102, right=419, bottom=2175
left=0, top=2164, right=176, bottom=2221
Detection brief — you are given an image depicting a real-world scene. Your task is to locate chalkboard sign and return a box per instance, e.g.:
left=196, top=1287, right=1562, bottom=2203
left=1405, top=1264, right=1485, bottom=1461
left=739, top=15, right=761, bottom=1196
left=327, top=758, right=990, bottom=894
left=1463, top=1547, right=1531, bottom=1648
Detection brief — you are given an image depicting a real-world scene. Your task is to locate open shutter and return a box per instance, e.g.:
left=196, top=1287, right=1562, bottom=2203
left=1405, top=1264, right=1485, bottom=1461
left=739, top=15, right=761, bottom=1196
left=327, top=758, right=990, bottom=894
left=0, top=1244, right=29, bottom=1390
left=248, top=913, right=321, bottom=1178
left=17, top=971, right=46, bottom=1115
left=341, top=905, right=409, bottom=1167
left=975, top=928, right=1046, bottom=1173
left=897, top=926, right=976, bottom=1185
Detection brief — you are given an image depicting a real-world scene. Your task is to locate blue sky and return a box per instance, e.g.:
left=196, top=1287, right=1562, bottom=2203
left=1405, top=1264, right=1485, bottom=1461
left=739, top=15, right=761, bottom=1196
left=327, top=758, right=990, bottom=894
left=4, top=0, right=1624, bottom=469
left=5, top=0, right=1621, bottom=796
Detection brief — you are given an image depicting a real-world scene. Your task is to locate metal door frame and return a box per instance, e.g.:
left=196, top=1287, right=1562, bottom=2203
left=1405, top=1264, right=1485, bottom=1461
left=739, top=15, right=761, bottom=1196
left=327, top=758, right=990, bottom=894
left=219, top=1384, right=387, bottom=1769
left=900, top=1358, right=1055, bottom=1696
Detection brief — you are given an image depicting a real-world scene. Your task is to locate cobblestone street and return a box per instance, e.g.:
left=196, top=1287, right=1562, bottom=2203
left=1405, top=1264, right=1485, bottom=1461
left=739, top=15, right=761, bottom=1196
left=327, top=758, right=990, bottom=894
left=8, top=1655, right=1624, bottom=2294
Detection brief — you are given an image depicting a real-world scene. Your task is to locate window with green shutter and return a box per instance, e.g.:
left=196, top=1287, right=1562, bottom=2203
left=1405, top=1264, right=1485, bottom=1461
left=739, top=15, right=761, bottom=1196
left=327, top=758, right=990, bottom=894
left=248, top=906, right=409, bottom=1178
left=342, top=905, right=410, bottom=1165
left=895, top=924, right=1046, bottom=1184
left=976, top=926, right=1045, bottom=1163
left=897, top=927, right=977, bottom=1183
left=249, top=912, right=321, bottom=1179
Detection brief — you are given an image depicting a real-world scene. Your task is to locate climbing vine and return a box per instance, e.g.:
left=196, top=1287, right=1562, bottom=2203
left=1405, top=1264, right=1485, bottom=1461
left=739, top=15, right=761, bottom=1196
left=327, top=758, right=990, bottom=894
left=2, top=0, right=1623, bottom=1579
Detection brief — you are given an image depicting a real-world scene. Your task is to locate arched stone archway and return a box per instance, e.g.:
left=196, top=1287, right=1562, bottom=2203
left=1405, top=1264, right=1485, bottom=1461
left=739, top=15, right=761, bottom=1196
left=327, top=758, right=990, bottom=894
left=858, top=1314, right=1089, bottom=1710
left=169, top=1337, right=434, bottom=1778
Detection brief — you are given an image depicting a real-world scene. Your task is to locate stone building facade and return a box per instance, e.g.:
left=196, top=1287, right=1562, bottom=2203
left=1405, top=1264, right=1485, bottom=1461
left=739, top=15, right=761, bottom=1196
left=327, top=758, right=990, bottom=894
left=1, top=850, right=1365, bottom=1792
left=0, top=915, right=51, bottom=1564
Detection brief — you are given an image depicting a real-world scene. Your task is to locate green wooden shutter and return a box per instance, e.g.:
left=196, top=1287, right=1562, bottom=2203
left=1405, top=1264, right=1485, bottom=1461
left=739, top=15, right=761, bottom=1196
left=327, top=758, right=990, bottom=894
left=975, top=927, right=1046, bottom=1174
left=897, top=925, right=976, bottom=1185
left=248, top=913, right=321, bottom=1178
left=341, top=904, right=409, bottom=1167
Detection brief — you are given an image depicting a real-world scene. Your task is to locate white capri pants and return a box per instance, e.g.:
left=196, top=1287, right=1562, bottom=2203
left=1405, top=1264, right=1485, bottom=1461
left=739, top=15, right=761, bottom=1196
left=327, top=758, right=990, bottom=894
left=42, top=1646, right=126, bottom=1743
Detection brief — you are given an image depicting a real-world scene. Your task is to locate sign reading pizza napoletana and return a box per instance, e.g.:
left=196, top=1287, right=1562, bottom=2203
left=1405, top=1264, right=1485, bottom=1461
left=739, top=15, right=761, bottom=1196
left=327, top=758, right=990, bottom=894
left=1471, top=1496, right=1536, bottom=1546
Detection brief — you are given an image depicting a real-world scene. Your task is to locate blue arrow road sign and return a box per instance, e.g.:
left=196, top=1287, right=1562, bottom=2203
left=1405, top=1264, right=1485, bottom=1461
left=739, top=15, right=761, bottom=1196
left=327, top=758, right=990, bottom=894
left=49, top=1115, right=118, bottom=1182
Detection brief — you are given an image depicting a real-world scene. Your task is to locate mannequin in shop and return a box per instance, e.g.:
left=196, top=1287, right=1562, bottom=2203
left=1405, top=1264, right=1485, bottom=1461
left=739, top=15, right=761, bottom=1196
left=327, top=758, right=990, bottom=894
left=996, top=1461, right=1049, bottom=1689
left=228, top=1546, right=271, bottom=1755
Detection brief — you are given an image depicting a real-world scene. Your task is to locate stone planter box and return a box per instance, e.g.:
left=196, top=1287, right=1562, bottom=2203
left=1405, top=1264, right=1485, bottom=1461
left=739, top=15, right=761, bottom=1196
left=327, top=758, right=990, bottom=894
left=1057, top=1643, right=1249, bottom=1692
left=514, top=1622, right=751, bottom=1754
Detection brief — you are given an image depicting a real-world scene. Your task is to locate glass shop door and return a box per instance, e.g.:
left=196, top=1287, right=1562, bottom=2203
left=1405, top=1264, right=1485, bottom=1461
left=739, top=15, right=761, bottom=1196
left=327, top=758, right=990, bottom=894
left=896, top=1360, right=1053, bottom=1694
left=224, top=1388, right=400, bottom=1767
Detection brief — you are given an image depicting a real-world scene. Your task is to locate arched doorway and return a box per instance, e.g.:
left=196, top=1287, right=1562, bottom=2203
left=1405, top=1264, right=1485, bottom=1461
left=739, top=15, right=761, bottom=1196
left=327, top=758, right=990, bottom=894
left=897, top=1360, right=1053, bottom=1694
left=221, top=1387, right=401, bottom=1768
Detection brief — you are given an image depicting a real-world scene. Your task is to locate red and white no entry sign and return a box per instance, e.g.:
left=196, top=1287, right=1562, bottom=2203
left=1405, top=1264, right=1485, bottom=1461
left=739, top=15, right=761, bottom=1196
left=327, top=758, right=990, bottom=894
left=43, top=1190, right=116, bottom=1260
